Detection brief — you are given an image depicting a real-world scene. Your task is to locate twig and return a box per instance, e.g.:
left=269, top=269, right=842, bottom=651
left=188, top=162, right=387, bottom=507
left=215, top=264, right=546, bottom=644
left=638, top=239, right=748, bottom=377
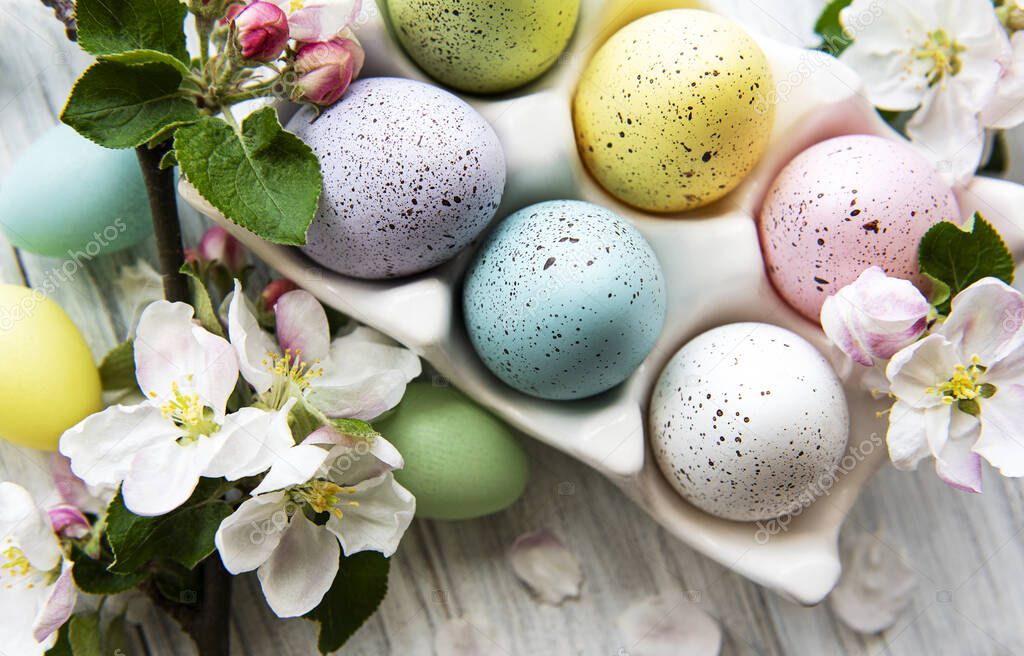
left=134, top=143, right=190, bottom=304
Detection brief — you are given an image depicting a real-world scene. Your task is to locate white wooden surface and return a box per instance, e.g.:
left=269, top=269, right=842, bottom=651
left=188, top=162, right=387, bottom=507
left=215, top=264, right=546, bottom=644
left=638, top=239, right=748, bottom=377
left=2, top=3, right=1024, bottom=654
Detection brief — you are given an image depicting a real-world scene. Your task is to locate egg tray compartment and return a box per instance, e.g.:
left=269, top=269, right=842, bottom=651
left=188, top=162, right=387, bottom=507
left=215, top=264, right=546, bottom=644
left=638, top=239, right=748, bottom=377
left=180, top=0, right=1024, bottom=604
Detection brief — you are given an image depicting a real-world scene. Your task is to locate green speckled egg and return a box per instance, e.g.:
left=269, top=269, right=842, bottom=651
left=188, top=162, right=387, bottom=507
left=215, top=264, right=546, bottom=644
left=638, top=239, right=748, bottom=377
left=375, top=383, right=529, bottom=520
left=573, top=9, right=774, bottom=213
left=0, top=124, right=153, bottom=258
left=386, top=0, right=580, bottom=94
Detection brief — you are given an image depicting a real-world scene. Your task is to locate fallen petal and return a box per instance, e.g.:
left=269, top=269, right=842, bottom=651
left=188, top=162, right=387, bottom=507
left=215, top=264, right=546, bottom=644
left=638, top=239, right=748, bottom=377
left=616, top=593, right=722, bottom=656
left=434, top=617, right=499, bottom=656
left=830, top=532, right=916, bottom=634
left=508, top=530, right=582, bottom=605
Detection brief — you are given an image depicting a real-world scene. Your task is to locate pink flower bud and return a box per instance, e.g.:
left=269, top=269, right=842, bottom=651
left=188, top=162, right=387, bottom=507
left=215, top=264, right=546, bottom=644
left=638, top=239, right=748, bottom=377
left=260, top=278, right=299, bottom=313
left=48, top=505, right=91, bottom=539
left=291, top=36, right=365, bottom=106
left=821, top=267, right=930, bottom=367
left=199, top=225, right=247, bottom=273
left=233, top=1, right=289, bottom=62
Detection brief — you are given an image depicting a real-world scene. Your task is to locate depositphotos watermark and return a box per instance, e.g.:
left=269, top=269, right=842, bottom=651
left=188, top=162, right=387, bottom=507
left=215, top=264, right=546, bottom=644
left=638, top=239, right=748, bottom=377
left=0, top=218, right=129, bottom=331
left=753, top=431, right=885, bottom=545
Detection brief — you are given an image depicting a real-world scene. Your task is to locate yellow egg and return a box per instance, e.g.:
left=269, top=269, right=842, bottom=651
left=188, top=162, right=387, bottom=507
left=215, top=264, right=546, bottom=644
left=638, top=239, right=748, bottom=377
left=0, top=285, right=101, bottom=450
left=573, top=9, right=774, bottom=213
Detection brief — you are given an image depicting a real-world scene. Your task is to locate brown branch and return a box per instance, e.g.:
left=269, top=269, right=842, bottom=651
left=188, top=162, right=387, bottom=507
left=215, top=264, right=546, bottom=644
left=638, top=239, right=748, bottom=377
left=135, top=143, right=190, bottom=304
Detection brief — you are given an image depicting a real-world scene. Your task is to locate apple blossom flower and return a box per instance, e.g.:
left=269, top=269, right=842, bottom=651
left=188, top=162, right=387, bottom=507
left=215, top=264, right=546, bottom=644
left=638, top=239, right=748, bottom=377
left=268, top=0, right=362, bottom=42
left=885, top=278, right=1024, bottom=493
left=60, top=301, right=296, bottom=516
left=214, top=425, right=414, bottom=617
left=290, top=36, right=364, bottom=106
left=233, top=1, right=290, bottom=62
left=197, top=225, right=248, bottom=274
left=227, top=280, right=420, bottom=420
left=821, top=266, right=931, bottom=367
left=0, top=482, right=77, bottom=655
left=839, top=0, right=1024, bottom=183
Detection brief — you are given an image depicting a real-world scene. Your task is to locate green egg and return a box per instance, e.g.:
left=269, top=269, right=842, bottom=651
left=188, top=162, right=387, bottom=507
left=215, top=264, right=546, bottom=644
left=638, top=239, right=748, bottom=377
left=386, top=0, right=580, bottom=94
left=0, top=124, right=153, bottom=258
left=375, top=383, right=529, bottom=520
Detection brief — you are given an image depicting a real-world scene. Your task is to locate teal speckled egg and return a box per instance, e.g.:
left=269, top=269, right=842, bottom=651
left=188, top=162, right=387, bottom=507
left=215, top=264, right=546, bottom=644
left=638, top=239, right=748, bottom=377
left=386, top=0, right=580, bottom=94
left=463, top=200, right=666, bottom=400
left=0, top=124, right=153, bottom=257
left=375, top=383, right=529, bottom=520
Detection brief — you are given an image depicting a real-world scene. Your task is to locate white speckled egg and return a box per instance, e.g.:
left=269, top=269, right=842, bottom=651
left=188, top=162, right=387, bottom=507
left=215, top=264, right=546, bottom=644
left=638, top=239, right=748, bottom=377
left=386, top=0, right=580, bottom=94
left=287, top=77, right=506, bottom=279
left=759, top=134, right=959, bottom=322
left=650, top=322, right=849, bottom=521
left=464, top=200, right=666, bottom=400
left=573, top=9, right=774, bottom=213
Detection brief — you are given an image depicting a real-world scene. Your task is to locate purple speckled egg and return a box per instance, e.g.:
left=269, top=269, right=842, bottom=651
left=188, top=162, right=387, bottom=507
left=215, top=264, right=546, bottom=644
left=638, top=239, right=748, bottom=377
left=758, top=134, right=959, bottom=322
left=287, top=77, right=506, bottom=279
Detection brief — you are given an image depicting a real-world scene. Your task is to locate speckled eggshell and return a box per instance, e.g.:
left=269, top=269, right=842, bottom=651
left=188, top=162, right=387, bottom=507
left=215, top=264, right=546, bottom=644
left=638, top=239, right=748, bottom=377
left=463, top=200, right=666, bottom=400
left=386, top=0, right=580, bottom=94
left=650, top=322, right=849, bottom=522
left=573, top=9, right=774, bottom=213
left=759, top=134, right=959, bottom=322
left=287, top=77, right=505, bottom=279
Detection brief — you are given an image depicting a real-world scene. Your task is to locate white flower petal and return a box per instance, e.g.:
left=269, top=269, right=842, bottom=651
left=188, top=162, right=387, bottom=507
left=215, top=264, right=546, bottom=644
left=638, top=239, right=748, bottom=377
left=189, top=324, right=240, bottom=416
left=1, top=569, right=55, bottom=656
left=257, top=512, right=339, bottom=617
left=215, top=492, right=289, bottom=574
left=840, top=45, right=927, bottom=111
left=204, top=399, right=297, bottom=481
left=886, top=335, right=960, bottom=408
left=114, top=261, right=164, bottom=336
left=981, top=32, right=1024, bottom=129
left=121, top=439, right=215, bottom=516
left=325, top=472, right=415, bottom=557
left=311, top=434, right=400, bottom=485
left=841, top=0, right=927, bottom=53
left=227, top=279, right=278, bottom=394
left=59, top=403, right=172, bottom=488
left=616, top=593, right=722, bottom=656
left=0, top=482, right=61, bottom=571
left=906, top=84, right=986, bottom=186
left=973, top=383, right=1024, bottom=477
left=31, top=559, right=76, bottom=644
left=885, top=401, right=932, bottom=470
left=509, top=530, right=583, bottom=605
left=287, top=0, right=362, bottom=41
left=940, top=278, right=1024, bottom=367
left=252, top=443, right=331, bottom=495
left=830, top=533, right=915, bottom=634
left=935, top=420, right=983, bottom=493
left=275, top=290, right=330, bottom=363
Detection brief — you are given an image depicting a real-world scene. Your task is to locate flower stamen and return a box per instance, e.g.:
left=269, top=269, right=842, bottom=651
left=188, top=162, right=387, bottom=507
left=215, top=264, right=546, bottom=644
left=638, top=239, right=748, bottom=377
left=159, top=381, right=220, bottom=442
left=913, top=29, right=966, bottom=86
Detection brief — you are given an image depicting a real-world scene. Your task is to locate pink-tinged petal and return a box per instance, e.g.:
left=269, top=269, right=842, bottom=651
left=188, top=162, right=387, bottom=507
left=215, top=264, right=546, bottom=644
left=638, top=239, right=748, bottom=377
left=59, top=404, right=173, bottom=489
left=288, top=0, right=362, bottom=41
left=509, top=530, right=583, bottom=605
left=49, top=454, right=93, bottom=511
left=257, top=512, right=339, bottom=617
left=215, top=492, right=289, bottom=573
left=190, top=325, right=239, bottom=417
left=0, top=482, right=61, bottom=571
left=325, top=472, right=414, bottom=557
left=924, top=403, right=952, bottom=459
left=886, top=335, right=959, bottom=408
left=31, top=559, right=75, bottom=643
left=981, top=32, right=1024, bottom=129
left=251, top=443, right=331, bottom=495
left=198, top=226, right=247, bottom=273
left=433, top=617, right=500, bottom=656
left=885, top=401, right=931, bottom=470
left=616, top=592, right=722, bottom=656
left=941, top=278, right=1024, bottom=366
left=822, top=295, right=873, bottom=366
left=122, top=441, right=207, bottom=516
left=275, top=290, right=330, bottom=363
left=973, top=383, right=1024, bottom=477
left=936, top=437, right=983, bottom=493
left=227, top=279, right=278, bottom=393
left=133, top=301, right=201, bottom=401
left=204, top=399, right=296, bottom=481
left=46, top=506, right=90, bottom=539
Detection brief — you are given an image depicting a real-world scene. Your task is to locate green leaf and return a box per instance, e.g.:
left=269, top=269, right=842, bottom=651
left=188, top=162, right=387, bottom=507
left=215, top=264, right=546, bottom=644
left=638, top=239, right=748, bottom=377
left=70, top=545, right=146, bottom=594
left=329, top=417, right=381, bottom=441
left=815, top=0, right=854, bottom=56
left=918, top=213, right=1015, bottom=315
left=305, top=552, right=390, bottom=654
left=76, top=0, right=189, bottom=65
left=151, top=559, right=202, bottom=604
left=45, top=623, right=71, bottom=656
left=61, top=61, right=200, bottom=149
left=105, top=480, right=232, bottom=574
left=175, top=107, right=322, bottom=245
left=68, top=613, right=103, bottom=656
left=99, top=340, right=136, bottom=391
left=181, top=266, right=226, bottom=337
left=159, top=148, right=179, bottom=170
left=101, top=49, right=192, bottom=76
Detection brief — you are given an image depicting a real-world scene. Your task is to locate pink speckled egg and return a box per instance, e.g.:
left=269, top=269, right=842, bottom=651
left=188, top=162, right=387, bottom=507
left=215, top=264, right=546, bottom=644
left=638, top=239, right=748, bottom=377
left=759, top=135, right=959, bottom=322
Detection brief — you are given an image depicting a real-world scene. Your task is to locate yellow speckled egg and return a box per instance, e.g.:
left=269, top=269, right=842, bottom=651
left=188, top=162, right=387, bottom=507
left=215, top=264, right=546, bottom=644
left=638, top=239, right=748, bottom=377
left=0, top=285, right=101, bottom=451
left=386, top=0, right=580, bottom=94
left=573, top=9, right=774, bottom=213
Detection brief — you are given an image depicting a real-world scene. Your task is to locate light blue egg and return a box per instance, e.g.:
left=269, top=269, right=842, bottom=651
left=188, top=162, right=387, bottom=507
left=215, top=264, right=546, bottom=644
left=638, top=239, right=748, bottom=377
left=463, top=200, right=666, bottom=400
left=0, top=124, right=153, bottom=258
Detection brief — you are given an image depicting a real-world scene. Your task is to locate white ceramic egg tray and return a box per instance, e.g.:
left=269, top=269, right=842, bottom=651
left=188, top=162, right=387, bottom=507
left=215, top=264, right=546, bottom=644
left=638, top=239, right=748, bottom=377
left=180, top=0, right=1024, bottom=604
